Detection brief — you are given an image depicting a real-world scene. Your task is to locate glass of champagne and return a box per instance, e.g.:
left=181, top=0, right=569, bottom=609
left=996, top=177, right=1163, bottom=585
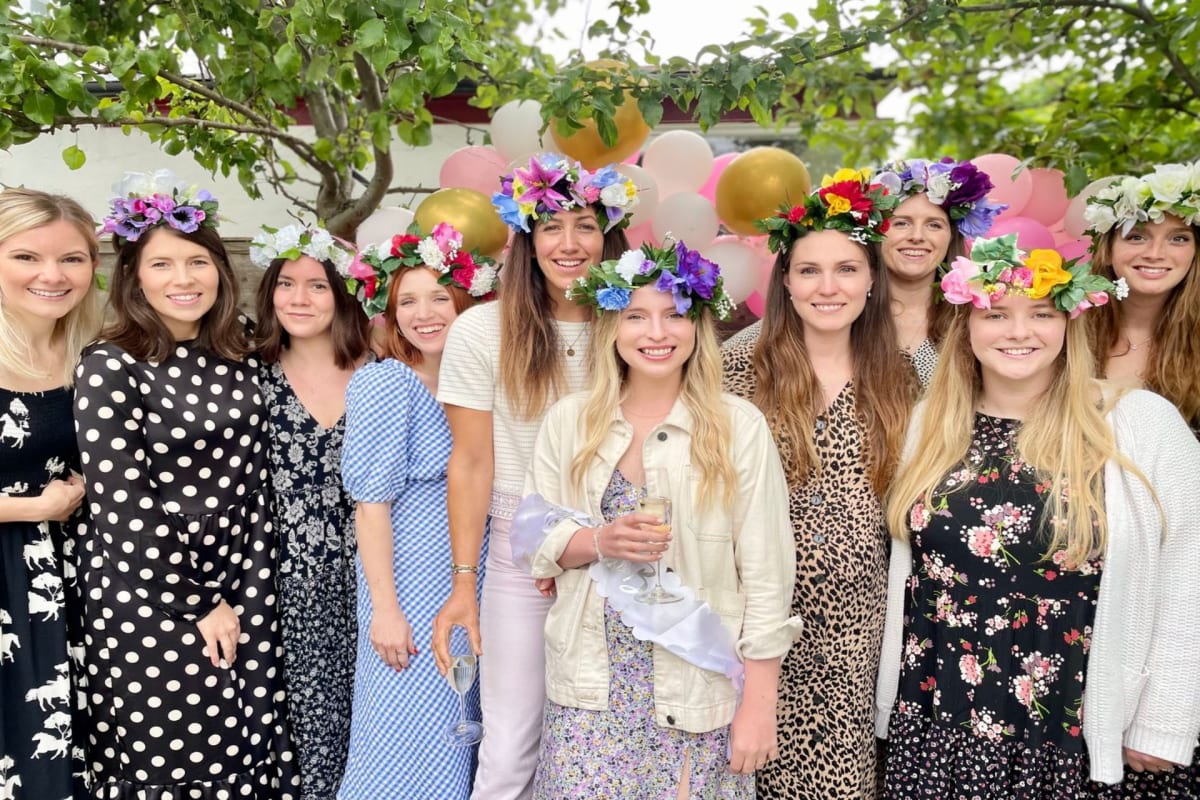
left=635, top=495, right=683, bottom=604
left=443, top=635, right=483, bottom=746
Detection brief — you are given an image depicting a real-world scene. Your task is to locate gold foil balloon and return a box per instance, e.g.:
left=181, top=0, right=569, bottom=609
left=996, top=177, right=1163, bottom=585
left=549, top=59, right=651, bottom=170
left=414, top=188, right=509, bottom=256
left=715, top=148, right=812, bottom=237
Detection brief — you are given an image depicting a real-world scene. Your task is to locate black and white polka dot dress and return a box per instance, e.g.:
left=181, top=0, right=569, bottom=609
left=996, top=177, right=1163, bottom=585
left=73, top=341, right=299, bottom=799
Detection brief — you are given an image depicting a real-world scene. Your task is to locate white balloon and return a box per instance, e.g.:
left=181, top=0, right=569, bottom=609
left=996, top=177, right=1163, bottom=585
left=651, top=192, right=719, bottom=248
left=700, top=239, right=759, bottom=304
left=642, top=130, right=714, bottom=197
left=615, top=163, right=660, bottom=228
left=490, top=100, right=547, bottom=163
left=356, top=207, right=414, bottom=248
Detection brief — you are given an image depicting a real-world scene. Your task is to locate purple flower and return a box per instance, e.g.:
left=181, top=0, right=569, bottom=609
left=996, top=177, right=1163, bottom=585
left=674, top=242, right=719, bottom=300
left=514, top=158, right=571, bottom=212
left=958, top=201, right=1007, bottom=238
left=194, top=189, right=214, bottom=203
left=148, top=193, right=177, bottom=214
left=945, top=163, right=994, bottom=207
left=168, top=205, right=205, bottom=233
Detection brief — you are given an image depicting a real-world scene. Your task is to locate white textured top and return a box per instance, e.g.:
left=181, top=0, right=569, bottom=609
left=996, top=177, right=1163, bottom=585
left=437, top=301, right=591, bottom=518
left=875, top=388, right=1200, bottom=783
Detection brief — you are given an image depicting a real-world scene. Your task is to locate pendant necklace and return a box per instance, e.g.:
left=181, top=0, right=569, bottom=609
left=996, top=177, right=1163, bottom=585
left=1127, top=335, right=1153, bottom=352
left=564, top=325, right=586, bottom=358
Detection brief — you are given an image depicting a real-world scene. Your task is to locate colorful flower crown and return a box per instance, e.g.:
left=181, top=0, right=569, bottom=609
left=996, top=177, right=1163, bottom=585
left=939, top=234, right=1127, bottom=318
left=873, top=157, right=1007, bottom=237
left=566, top=237, right=734, bottom=321
left=1084, top=161, right=1200, bottom=237
left=756, top=168, right=899, bottom=253
left=100, top=170, right=219, bottom=243
left=348, top=222, right=498, bottom=317
left=492, top=153, right=639, bottom=234
left=249, top=224, right=356, bottom=276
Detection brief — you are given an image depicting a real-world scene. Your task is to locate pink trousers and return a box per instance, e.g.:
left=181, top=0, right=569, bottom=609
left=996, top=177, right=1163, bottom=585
left=472, top=515, right=554, bottom=800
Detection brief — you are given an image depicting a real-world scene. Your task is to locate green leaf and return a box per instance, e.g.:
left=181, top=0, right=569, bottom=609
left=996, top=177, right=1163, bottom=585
left=356, top=19, right=387, bottom=49
left=22, top=93, right=56, bottom=126
left=61, top=144, right=86, bottom=169
left=273, top=43, right=301, bottom=75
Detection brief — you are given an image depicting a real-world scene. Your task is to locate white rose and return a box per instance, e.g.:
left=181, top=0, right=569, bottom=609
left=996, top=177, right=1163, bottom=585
left=1143, top=164, right=1189, bottom=205
left=275, top=225, right=303, bottom=254
left=925, top=172, right=953, bottom=206
left=248, top=231, right=276, bottom=267
left=600, top=182, right=631, bottom=208
left=614, top=249, right=644, bottom=282
left=1082, top=204, right=1117, bottom=234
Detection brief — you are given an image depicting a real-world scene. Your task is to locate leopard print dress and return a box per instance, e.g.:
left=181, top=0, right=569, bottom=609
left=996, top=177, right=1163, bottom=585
left=722, top=337, right=887, bottom=800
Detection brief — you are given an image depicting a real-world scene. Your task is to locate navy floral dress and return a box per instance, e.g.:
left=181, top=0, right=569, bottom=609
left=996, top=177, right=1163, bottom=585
left=261, top=360, right=360, bottom=800
left=884, top=413, right=1105, bottom=798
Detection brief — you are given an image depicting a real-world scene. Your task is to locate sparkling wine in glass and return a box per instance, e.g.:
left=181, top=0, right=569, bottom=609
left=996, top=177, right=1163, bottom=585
left=443, top=653, right=483, bottom=746
left=636, top=495, right=683, bottom=604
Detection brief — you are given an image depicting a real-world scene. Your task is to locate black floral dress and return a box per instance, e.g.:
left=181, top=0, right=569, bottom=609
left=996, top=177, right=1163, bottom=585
left=260, top=360, right=359, bottom=800
left=884, top=413, right=1105, bottom=799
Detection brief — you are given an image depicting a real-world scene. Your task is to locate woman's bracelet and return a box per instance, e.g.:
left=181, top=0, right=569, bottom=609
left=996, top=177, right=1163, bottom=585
left=592, top=525, right=605, bottom=562
left=451, top=563, right=478, bottom=575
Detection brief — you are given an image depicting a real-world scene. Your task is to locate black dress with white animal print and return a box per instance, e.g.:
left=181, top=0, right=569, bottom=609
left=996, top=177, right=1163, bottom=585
left=0, top=386, right=87, bottom=800
left=73, top=342, right=299, bottom=800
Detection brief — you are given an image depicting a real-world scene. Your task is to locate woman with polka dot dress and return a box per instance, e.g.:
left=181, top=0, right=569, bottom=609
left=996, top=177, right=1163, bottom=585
left=73, top=173, right=299, bottom=799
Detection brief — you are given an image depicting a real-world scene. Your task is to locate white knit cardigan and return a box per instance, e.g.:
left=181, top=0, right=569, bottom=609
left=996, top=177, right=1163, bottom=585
left=875, top=388, right=1200, bottom=784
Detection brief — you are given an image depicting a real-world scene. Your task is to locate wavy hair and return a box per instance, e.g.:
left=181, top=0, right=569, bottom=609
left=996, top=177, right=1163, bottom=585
left=0, top=187, right=102, bottom=385
left=569, top=308, right=735, bottom=511
left=103, top=225, right=250, bottom=362
left=750, top=237, right=915, bottom=496
left=925, top=226, right=965, bottom=347
left=1088, top=224, right=1200, bottom=428
left=499, top=212, right=628, bottom=420
left=887, top=306, right=1153, bottom=566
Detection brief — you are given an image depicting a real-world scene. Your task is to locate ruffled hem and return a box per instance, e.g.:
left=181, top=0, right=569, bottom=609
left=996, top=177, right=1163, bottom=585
left=90, top=752, right=300, bottom=800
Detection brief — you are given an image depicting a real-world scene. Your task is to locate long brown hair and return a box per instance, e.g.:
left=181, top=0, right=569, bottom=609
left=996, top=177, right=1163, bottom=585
left=1088, top=224, right=1200, bottom=428
left=254, top=256, right=370, bottom=369
left=103, top=225, right=251, bottom=362
left=379, top=266, right=476, bottom=364
left=499, top=212, right=628, bottom=419
left=751, top=236, right=915, bottom=496
left=925, top=226, right=966, bottom=346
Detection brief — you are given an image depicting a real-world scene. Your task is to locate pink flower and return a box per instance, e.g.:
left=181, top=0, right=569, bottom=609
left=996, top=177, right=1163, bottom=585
left=959, top=653, right=983, bottom=686
left=1013, top=674, right=1035, bottom=709
left=430, top=222, right=463, bottom=253
left=966, top=526, right=998, bottom=559
left=909, top=502, right=931, bottom=531
left=1010, top=267, right=1034, bottom=289
left=941, top=257, right=989, bottom=308
left=347, top=256, right=375, bottom=280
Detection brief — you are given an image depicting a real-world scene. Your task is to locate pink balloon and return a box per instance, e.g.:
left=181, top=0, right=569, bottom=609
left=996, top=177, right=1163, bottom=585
left=1021, top=168, right=1070, bottom=226
left=623, top=222, right=657, bottom=249
left=743, top=290, right=766, bottom=318
left=439, top=146, right=509, bottom=194
left=701, top=236, right=760, bottom=303
left=971, top=153, right=1034, bottom=218
left=623, top=151, right=642, bottom=165
left=699, top=153, right=739, bottom=204
left=985, top=216, right=1056, bottom=251
left=1055, top=238, right=1093, bottom=264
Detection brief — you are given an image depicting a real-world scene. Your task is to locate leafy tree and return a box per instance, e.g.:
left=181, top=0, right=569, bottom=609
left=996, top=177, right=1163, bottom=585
left=2, top=0, right=1196, bottom=235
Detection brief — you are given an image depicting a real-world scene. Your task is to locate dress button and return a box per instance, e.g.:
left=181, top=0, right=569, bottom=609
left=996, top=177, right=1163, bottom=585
left=814, top=419, right=826, bottom=432
left=656, top=431, right=668, bottom=441
left=809, top=492, right=824, bottom=506
left=666, top=714, right=676, bottom=725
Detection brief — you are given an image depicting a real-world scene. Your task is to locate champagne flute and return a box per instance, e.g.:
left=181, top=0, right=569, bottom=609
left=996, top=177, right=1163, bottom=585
left=443, top=635, right=483, bottom=746
left=635, top=495, right=683, bottom=604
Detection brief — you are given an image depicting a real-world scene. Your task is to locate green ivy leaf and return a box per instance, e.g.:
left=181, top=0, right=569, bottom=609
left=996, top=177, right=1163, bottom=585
left=61, top=144, right=86, bottom=169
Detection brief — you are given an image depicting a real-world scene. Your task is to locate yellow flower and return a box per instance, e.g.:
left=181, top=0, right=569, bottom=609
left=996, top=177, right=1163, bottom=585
left=822, top=167, right=870, bottom=188
left=1026, top=249, right=1072, bottom=299
left=824, top=193, right=851, bottom=215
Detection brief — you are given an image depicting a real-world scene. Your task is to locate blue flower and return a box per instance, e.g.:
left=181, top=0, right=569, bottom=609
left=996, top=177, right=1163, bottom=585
left=958, top=202, right=1006, bottom=238
left=596, top=285, right=632, bottom=311
left=591, top=166, right=621, bottom=188
left=492, top=192, right=530, bottom=233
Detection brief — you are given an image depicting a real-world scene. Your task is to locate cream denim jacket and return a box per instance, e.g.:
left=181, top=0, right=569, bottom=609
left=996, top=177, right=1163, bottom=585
left=525, top=391, right=802, bottom=733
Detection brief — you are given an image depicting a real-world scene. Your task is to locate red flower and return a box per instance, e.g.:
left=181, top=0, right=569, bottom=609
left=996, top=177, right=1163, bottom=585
left=1069, top=725, right=1081, bottom=737
left=362, top=275, right=377, bottom=299
left=919, top=676, right=937, bottom=692
left=390, top=233, right=421, bottom=256
left=1044, top=570, right=1057, bottom=581
left=451, top=264, right=476, bottom=289
left=880, top=218, right=890, bottom=233
left=785, top=205, right=806, bottom=223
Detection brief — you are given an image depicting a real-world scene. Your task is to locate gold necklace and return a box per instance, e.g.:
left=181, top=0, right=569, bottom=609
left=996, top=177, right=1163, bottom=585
left=563, top=324, right=587, bottom=358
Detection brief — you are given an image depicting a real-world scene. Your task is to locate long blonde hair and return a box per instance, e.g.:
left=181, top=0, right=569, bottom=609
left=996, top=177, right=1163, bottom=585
left=887, top=306, right=1133, bottom=566
left=1088, top=224, right=1200, bottom=429
left=569, top=308, right=736, bottom=510
left=0, top=187, right=102, bottom=385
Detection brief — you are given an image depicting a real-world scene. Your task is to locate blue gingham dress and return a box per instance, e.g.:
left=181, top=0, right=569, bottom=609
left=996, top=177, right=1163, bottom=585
left=338, top=359, right=480, bottom=800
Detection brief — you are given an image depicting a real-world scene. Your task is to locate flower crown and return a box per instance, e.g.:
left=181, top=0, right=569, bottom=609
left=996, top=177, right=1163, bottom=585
left=249, top=224, right=356, bottom=276
left=348, top=222, right=498, bottom=317
left=100, top=169, right=219, bottom=243
left=873, top=157, right=1008, bottom=238
left=566, top=237, right=735, bottom=321
left=756, top=168, right=898, bottom=253
left=492, top=152, right=639, bottom=234
left=1084, top=161, right=1200, bottom=237
left=939, top=234, right=1127, bottom=318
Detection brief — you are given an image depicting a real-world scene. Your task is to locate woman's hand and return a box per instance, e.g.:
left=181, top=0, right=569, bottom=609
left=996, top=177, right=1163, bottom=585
left=593, top=512, right=671, bottom=563
left=432, top=581, right=481, bottom=675
left=1124, top=747, right=1179, bottom=773
left=370, top=605, right=417, bottom=672
left=38, top=474, right=85, bottom=522
left=728, top=692, right=779, bottom=774
left=196, top=600, right=240, bottom=667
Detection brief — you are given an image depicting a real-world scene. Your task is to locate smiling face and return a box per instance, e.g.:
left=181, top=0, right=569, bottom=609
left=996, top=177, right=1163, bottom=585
left=882, top=193, right=953, bottom=283
left=614, top=285, right=696, bottom=383
left=969, top=294, right=1067, bottom=394
left=391, top=267, right=459, bottom=359
left=135, top=226, right=220, bottom=341
left=272, top=255, right=336, bottom=342
left=0, top=219, right=95, bottom=328
left=783, top=228, right=874, bottom=339
left=532, top=207, right=606, bottom=301
left=1109, top=214, right=1197, bottom=301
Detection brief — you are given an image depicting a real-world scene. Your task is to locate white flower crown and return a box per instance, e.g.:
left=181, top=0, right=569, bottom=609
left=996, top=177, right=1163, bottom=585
left=249, top=224, right=356, bottom=276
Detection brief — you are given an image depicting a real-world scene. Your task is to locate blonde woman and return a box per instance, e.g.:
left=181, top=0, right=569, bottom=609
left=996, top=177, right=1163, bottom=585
left=430, top=154, right=636, bottom=799
left=0, top=187, right=100, bottom=799
left=877, top=235, right=1200, bottom=797
left=513, top=240, right=798, bottom=798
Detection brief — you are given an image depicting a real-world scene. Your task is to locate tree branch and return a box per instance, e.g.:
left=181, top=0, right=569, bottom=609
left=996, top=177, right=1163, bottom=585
left=328, top=53, right=394, bottom=238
